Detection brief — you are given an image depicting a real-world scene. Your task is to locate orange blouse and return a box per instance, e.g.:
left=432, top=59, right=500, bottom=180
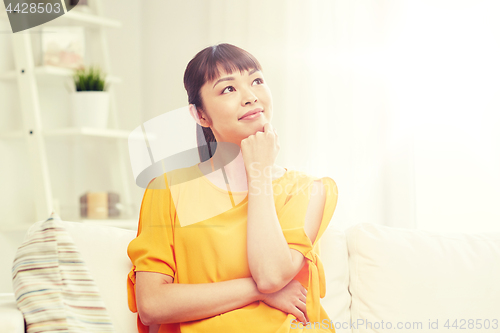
left=127, top=164, right=338, bottom=332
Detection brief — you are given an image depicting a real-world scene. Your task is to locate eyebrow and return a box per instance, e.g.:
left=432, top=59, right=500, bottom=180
left=212, top=68, right=260, bottom=89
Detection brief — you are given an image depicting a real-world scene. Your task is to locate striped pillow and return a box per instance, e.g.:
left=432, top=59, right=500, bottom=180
left=11, top=212, right=115, bottom=332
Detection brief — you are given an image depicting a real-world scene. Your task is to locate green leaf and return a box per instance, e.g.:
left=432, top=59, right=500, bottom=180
left=72, top=65, right=108, bottom=91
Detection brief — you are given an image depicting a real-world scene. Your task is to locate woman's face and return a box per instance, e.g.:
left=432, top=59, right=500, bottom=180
left=198, top=66, right=273, bottom=146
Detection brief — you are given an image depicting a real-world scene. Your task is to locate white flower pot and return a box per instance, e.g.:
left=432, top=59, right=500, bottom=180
left=71, top=91, right=110, bottom=128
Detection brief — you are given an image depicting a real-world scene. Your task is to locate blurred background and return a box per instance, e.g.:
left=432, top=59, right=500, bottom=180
left=1, top=0, right=500, bottom=291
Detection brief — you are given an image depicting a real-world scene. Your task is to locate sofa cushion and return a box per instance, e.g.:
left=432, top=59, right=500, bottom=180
left=58, top=219, right=137, bottom=333
left=19, top=215, right=138, bottom=333
left=0, top=294, right=24, bottom=333
left=319, top=227, right=351, bottom=333
left=12, top=213, right=116, bottom=332
left=346, top=223, right=500, bottom=333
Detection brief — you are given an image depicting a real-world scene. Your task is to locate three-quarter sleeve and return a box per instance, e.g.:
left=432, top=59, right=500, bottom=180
left=277, top=174, right=339, bottom=323
left=126, top=174, right=177, bottom=314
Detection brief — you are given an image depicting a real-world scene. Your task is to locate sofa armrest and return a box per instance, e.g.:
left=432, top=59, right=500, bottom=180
left=0, top=293, right=25, bottom=333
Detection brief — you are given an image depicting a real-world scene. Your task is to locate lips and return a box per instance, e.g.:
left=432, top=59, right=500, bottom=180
left=239, top=108, right=264, bottom=120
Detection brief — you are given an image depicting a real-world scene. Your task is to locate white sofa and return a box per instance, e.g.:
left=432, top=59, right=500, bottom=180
left=2, top=220, right=500, bottom=333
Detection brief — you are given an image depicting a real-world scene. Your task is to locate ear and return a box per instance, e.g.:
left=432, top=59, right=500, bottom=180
left=188, top=104, right=210, bottom=127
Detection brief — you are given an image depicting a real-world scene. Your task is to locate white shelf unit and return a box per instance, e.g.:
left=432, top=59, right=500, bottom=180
left=0, top=65, right=121, bottom=82
left=0, top=3, right=138, bottom=231
left=57, top=9, right=122, bottom=28
left=0, top=127, right=143, bottom=140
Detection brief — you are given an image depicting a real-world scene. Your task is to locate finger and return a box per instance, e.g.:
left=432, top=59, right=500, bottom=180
left=296, top=298, right=309, bottom=323
left=297, top=297, right=306, bottom=312
left=263, top=122, right=271, bottom=133
left=301, top=287, right=308, bottom=297
left=299, top=293, right=307, bottom=305
left=293, top=308, right=307, bottom=325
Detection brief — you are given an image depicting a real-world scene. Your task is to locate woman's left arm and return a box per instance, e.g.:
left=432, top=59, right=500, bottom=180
left=247, top=175, right=326, bottom=294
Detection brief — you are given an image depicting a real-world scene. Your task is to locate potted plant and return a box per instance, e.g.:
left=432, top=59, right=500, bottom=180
left=71, top=66, right=110, bottom=128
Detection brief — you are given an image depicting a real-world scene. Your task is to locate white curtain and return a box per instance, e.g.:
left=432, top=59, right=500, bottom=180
left=145, top=0, right=500, bottom=233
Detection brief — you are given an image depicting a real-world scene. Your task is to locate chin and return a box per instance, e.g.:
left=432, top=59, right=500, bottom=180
left=252, top=125, right=265, bottom=134
left=240, top=129, right=259, bottom=140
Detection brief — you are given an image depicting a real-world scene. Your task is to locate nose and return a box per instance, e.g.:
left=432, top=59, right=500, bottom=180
left=242, top=87, right=257, bottom=105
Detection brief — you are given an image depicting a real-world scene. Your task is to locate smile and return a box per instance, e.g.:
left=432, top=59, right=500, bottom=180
left=239, top=111, right=263, bottom=120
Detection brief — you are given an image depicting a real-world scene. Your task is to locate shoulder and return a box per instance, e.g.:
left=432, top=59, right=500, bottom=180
left=146, top=165, right=200, bottom=191
left=146, top=175, right=168, bottom=190
left=279, top=169, right=321, bottom=192
left=279, top=170, right=338, bottom=201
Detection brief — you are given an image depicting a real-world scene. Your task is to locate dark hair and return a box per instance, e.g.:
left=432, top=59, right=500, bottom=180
left=183, top=43, right=263, bottom=162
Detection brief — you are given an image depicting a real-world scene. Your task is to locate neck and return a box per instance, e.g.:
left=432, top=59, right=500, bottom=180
left=209, top=143, right=247, bottom=183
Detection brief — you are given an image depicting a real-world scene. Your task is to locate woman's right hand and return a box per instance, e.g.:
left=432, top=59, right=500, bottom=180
left=260, top=279, right=309, bottom=325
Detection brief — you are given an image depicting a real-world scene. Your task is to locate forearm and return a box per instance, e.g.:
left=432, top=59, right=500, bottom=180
left=247, top=174, right=295, bottom=292
left=147, top=277, right=263, bottom=325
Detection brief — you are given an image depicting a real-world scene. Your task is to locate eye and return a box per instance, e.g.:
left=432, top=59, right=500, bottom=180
left=253, top=78, right=264, bottom=85
left=222, top=86, right=235, bottom=94
left=221, top=78, right=264, bottom=94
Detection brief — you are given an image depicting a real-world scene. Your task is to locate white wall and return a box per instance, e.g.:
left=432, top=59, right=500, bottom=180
left=386, top=1, right=500, bottom=233
left=141, top=0, right=211, bottom=121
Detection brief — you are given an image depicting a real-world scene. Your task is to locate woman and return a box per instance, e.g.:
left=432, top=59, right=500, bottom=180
left=127, top=43, right=339, bottom=333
